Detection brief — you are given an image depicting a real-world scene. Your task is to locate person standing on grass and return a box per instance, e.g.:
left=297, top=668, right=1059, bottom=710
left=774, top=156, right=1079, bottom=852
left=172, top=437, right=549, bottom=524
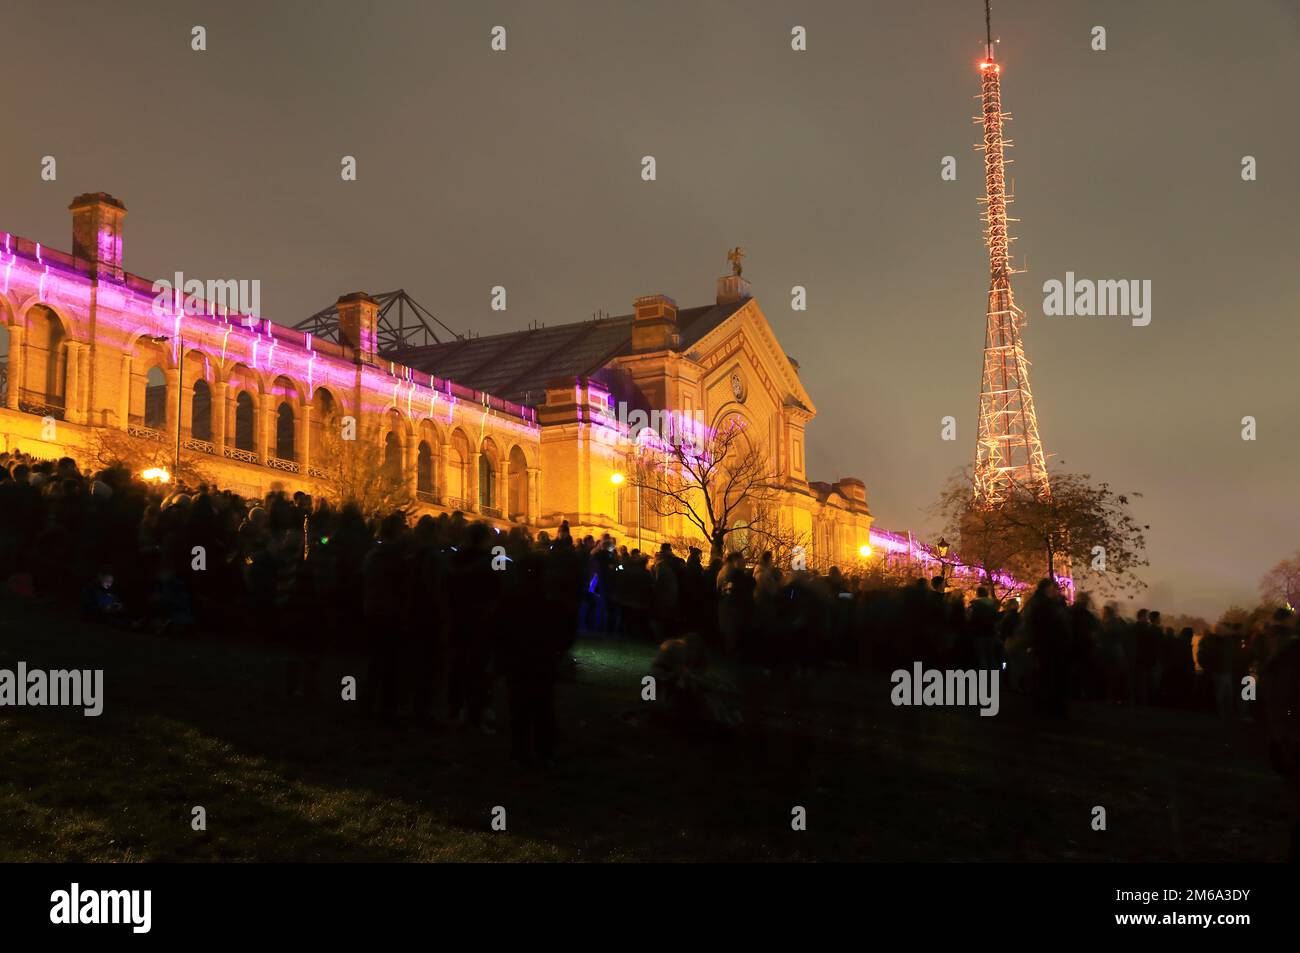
left=500, top=547, right=566, bottom=768
left=1026, top=579, right=1070, bottom=719
left=448, top=521, right=500, bottom=732
left=969, top=586, right=1000, bottom=673
left=361, top=511, right=409, bottom=721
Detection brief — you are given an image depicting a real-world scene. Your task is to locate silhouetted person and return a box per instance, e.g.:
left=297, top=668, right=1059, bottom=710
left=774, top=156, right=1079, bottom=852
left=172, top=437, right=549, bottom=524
left=499, top=548, right=567, bottom=767
left=1026, top=579, right=1069, bottom=718
left=969, top=586, right=1000, bottom=672
left=362, top=512, right=409, bottom=720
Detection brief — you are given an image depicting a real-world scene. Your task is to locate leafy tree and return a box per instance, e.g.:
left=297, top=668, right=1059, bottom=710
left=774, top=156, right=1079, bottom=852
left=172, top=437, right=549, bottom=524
left=934, top=464, right=1148, bottom=599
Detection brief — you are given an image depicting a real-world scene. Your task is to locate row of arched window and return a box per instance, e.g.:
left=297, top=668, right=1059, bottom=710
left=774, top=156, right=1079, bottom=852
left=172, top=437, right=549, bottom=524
left=141, top=366, right=526, bottom=515
left=1, top=307, right=531, bottom=517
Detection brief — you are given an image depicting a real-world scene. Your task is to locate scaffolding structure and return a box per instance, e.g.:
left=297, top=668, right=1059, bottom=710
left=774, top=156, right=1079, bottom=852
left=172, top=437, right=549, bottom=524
left=971, top=10, right=1050, bottom=506
left=292, top=289, right=461, bottom=353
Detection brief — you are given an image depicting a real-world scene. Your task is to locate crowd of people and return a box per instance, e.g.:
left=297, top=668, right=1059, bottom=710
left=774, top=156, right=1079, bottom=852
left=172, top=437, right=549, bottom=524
left=1, top=451, right=1296, bottom=765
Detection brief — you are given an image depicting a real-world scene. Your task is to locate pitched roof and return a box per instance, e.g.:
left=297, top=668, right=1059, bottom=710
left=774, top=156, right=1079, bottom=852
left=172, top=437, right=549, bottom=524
left=385, top=300, right=747, bottom=406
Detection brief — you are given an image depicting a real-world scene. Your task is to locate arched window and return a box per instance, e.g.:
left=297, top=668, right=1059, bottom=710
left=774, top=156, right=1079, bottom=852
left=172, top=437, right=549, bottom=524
left=24, top=306, right=65, bottom=409
left=276, top=402, right=295, bottom=461
left=0, top=324, right=10, bottom=407
left=730, top=519, right=750, bottom=556
left=234, top=391, right=256, bottom=451
left=191, top=380, right=212, bottom=441
left=447, top=430, right=470, bottom=504
left=312, top=388, right=337, bottom=452
left=417, top=441, right=434, bottom=494
left=144, top=366, right=167, bottom=428
left=383, top=431, right=402, bottom=481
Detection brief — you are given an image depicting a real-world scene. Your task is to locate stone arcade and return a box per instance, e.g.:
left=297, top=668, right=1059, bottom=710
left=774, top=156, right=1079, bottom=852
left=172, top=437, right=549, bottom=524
left=0, top=194, right=872, bottom=564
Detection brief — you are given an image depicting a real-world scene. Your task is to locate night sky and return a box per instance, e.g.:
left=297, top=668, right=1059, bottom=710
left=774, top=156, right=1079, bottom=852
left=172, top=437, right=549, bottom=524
left=3, top=0, right=1298, bottom=618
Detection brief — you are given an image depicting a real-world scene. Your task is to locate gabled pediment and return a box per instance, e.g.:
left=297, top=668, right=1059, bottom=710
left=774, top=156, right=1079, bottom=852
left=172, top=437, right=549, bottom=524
left=687, top=297, right=817, bottom=419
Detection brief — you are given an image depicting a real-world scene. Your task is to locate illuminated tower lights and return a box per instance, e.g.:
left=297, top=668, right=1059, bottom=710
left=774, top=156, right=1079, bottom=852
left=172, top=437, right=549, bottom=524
left=971, top=2, right=1050, bottom=507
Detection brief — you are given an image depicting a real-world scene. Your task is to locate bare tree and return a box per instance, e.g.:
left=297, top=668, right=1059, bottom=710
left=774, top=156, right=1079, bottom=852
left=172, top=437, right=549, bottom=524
left=1260, top=553, right=1300, bottom=609
left=631, top=417, right=806, bottom=563
left=88, top=428, right=214, bottom=488
left=312, top=411, right=411, bottom=517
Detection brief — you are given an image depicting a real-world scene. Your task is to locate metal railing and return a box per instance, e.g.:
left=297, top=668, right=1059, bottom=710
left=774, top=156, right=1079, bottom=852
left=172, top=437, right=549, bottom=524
left=19, top=398, right=65, bottom=420
left=128, top=424, right=166, bottom=442
left=223, top=446, right=260, bottom=465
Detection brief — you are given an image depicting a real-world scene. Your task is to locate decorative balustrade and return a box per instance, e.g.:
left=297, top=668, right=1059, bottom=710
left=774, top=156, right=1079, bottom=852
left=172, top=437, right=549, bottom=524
left=183, top=438, right=215, bottom=455
left=480, top=505, right=503, bottom=520
left=416, top=490, right=439, bottom=504
left=266, top=456, right=300, bottom=474
left=19, top=400, right=66, bottom=421
left=223, top=446, right=260, bottom=465
left=128, top=424, right=166, bottom=442
left=445, top=496, right=472, bottom=512
left=307, top=465, right=330, bottom=480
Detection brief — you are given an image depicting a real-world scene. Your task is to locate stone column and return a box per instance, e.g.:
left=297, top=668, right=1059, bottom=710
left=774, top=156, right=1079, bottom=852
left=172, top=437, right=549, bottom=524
left=469, top=451, right=482, bottom=512
left=299, top=402, right=313, bottom=472
left=212, top=380, right=228, bottom=453
left=495, top=460, right=508, bottom=516
left=164, top=367, right=180, bottom=438
left=438, top=441, right=451, bottom=505
left=403, top=437, right=417, bottom=495
left=64, top=342, right=81, bottom=424
left=178, top=369, right=194, bottom=445
left=256, top=394, right=272, bottom=462
left=527, top=465, right=541, bottom=525
left=118, top=353, right=132, bottom=429
left=6, top=325, right=25, bottom=410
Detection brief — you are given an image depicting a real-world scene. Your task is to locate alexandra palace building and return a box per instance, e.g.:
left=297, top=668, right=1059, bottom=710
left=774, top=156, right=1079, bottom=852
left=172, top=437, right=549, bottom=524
left=0, top=193, right=872, bottom=565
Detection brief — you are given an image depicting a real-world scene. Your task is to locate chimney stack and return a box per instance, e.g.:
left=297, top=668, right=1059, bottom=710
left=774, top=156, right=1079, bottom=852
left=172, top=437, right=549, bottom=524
left=631, top=293, right=678, bottom=351
left=69, top=192, right=127, bottom=281
left=336, top=292, right=380, bottom=362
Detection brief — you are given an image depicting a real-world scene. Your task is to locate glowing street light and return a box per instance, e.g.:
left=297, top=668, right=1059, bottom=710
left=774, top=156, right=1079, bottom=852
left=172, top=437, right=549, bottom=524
left=141, top=467, right=171, bottom=484
left=609, top=472, right=625, bottom=485
left=858, top=544, right=873, bottom=558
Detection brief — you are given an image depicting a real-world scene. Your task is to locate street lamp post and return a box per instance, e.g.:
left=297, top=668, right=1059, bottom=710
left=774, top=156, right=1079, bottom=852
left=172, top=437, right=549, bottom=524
left=936, top=536, right=950, bottom=583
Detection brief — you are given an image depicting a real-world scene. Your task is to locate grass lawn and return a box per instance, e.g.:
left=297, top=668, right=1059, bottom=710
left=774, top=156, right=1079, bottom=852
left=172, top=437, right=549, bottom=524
left=0, top=595, right=1291, bottom=862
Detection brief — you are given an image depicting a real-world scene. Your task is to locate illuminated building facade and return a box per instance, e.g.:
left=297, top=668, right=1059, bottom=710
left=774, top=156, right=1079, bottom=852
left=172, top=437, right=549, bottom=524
left=0, top=194, right=872, bottom=565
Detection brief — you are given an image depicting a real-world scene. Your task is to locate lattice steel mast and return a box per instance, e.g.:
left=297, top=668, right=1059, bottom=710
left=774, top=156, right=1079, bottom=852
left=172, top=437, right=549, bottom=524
left=972, top=0, right=1049, bottom=506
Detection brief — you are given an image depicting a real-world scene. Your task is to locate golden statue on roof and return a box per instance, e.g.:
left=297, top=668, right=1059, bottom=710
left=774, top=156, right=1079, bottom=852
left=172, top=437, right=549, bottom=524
left=727, top=246, right=745, bottom=277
